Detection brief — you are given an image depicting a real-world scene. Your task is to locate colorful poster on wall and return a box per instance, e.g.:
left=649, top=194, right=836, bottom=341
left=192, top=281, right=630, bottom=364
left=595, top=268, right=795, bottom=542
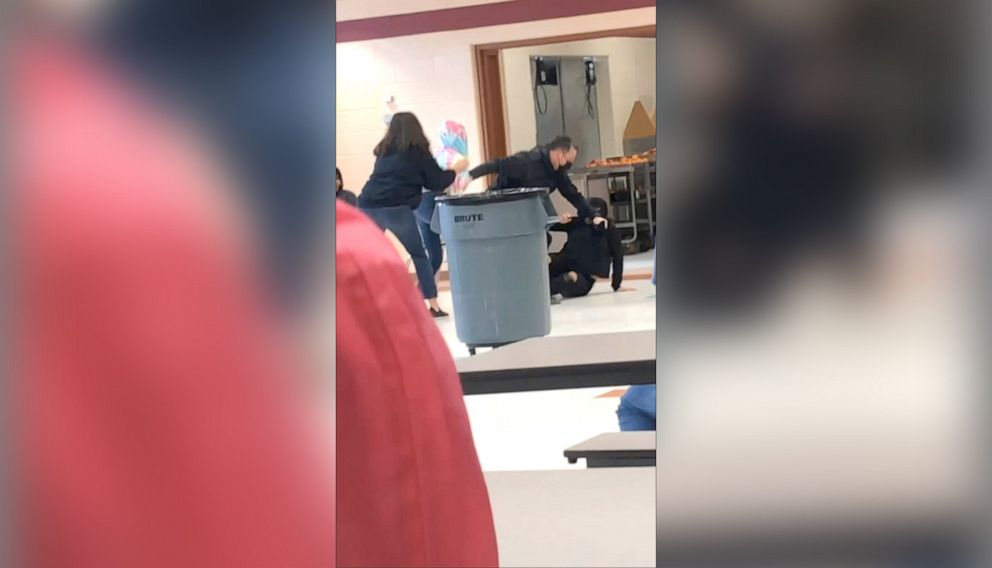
left=435, top=120, right=472, bottom=193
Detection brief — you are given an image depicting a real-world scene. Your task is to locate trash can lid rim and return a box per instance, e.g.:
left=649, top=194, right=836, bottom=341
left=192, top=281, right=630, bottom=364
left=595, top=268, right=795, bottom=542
left=436, top=187, right=550, bottom=205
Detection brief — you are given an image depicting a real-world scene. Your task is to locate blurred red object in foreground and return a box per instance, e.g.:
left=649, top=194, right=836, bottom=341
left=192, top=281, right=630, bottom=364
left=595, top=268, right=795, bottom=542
left=13, top=36, right=333, bottom=567
left=335, top=203, right=498, bottom=567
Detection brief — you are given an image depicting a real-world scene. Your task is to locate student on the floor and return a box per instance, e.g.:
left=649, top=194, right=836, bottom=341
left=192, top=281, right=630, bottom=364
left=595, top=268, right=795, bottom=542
left=468, top=135, right=607, bottom=228
left=548, top=198, right=623, bottom=299
left=336, top=204, right=498, bottom=567
left=358, top=112, right=467, bottom=317
left=336, top=167, right=358, bottom=206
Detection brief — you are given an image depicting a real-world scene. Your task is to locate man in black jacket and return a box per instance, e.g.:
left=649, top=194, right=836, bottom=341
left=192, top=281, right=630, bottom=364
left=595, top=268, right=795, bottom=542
left=469, top=136, right=607, bottom=227
left=548, top=198, right=623, bottom=298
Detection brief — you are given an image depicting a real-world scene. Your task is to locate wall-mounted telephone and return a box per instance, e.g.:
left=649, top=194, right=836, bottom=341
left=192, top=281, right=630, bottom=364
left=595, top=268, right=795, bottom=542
left=584, top=58, right=597, bottom=86
left=535, top=57, right=559, bottom=86
left=534, top=57, right=559, bottom=115
left=583, top=58, right=597, bottom=117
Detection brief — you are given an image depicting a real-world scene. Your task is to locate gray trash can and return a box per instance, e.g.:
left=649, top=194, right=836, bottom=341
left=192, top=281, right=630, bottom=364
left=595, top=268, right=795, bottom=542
left=434, top=188, right=559, bottom=353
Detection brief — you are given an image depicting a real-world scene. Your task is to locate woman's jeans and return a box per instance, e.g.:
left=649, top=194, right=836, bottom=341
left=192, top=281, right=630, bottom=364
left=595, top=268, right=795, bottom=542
left=414, top=194, right=443, bottom=276
left=617, top=385, right=656, bottom=431
left=361, top=206, right=438, bottom=299
left=417, top=220, right=443, bottom=276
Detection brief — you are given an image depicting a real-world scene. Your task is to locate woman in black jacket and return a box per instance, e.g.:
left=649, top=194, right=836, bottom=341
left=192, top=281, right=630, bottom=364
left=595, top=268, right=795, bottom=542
left=358, top=112, right=466, bottom=317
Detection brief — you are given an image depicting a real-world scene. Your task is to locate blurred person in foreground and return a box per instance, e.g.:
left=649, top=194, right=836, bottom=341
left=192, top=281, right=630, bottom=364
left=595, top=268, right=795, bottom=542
left=358, top=112, right=468, bottom=318
left=660, top=0, right=870, bottom=317
left=11, top=2, right=333, bottom=566
left=653, top=1, right=979, bottom=566
left=98, top=0, right=335, bottom=313
left=335, top=202, right=498, bottom=567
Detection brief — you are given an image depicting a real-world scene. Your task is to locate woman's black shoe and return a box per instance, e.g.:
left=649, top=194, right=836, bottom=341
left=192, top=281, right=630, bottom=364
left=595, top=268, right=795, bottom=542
left=430, top=307, right=449, bottom=318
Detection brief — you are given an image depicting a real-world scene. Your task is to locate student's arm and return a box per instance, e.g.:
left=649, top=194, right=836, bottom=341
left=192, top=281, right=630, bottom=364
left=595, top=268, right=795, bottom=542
left=607, top=224, right=624, bottom=291
left=548, top=220, right=579, bottom=233
left=420, top=150, right=457, bottom=192
left=555, top=173, right=594, bottom=220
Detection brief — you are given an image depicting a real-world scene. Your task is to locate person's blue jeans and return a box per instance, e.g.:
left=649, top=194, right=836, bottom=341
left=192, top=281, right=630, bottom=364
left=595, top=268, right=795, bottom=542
left=414, top=193, right=443, bottom=276
left=617, top=385, right=656, bottom=431
left=361, top=206, right=438, bottom=299
left=417, top=219, right=443, bottom=276
left=652, top=236, right=657, bottom=285
left=621, top=243, right=658, bottom=431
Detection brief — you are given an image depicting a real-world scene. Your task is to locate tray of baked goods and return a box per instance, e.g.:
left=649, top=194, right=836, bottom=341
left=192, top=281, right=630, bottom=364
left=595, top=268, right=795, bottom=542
left=584, top=148, right=656, bottom=168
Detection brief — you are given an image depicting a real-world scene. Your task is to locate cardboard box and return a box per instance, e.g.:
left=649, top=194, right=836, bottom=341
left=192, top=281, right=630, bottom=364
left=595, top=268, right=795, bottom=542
left=622, top=101, right=656, bottom=156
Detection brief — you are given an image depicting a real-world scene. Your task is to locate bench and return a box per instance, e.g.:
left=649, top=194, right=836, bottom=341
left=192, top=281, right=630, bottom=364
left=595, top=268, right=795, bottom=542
left=564, top=431, right=656, bottom=468
left=456, top=329, right=655, bottom=395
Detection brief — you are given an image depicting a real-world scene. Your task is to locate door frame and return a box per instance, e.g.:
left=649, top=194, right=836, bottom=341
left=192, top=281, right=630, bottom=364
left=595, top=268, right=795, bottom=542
left=473, top=25, right=655, bottom=164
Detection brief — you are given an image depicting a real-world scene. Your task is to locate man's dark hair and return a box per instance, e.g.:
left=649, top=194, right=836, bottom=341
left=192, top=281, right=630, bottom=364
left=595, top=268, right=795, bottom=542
left=548, top=136, right=575, bottom=152
left=374, top=112, right=431, bottom=157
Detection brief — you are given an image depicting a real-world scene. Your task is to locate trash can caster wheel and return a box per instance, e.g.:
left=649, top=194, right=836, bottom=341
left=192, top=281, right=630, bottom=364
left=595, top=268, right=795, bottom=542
left=468, top=347, right=477, bottom=356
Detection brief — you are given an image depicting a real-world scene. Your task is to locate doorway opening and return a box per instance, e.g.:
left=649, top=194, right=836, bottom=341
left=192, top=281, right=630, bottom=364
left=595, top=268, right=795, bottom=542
left=473, top=25, right=655, bottom=165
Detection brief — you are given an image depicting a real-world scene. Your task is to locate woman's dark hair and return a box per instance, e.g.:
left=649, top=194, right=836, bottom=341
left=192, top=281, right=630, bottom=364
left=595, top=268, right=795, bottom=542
left=336, top=167, right=343, bottom=186
left=374, top=112, right=431, bottom=157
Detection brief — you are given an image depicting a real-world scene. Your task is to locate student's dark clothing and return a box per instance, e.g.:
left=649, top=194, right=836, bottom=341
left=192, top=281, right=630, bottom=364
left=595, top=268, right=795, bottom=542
left=469, top=146, right=594, bottom=220
left=548, top=219, right=624, bottom=297
left=549, top=255, right=595, bottom=298
left=358, top=147, right=455, bottom=209
left=336, top=188, right=358, bottom=207
left=415, top=189, right=438, bottom=223
left=418, top=221, right=443, bottom=276
left=415, top=192, right=443, bottom=276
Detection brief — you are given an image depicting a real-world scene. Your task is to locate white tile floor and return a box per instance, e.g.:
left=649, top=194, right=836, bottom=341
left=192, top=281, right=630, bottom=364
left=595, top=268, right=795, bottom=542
left=618, top=250, right=655, bottom=273
left=434, top=278, right=656, bottom=471
left=436, top=278, right=656, bottom=360
left=463, top=387, right=626, bottom=471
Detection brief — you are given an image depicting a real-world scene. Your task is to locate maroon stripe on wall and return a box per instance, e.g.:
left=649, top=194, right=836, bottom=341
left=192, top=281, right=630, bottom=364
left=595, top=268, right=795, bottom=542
left=337, top=0, right=657, bottom=43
